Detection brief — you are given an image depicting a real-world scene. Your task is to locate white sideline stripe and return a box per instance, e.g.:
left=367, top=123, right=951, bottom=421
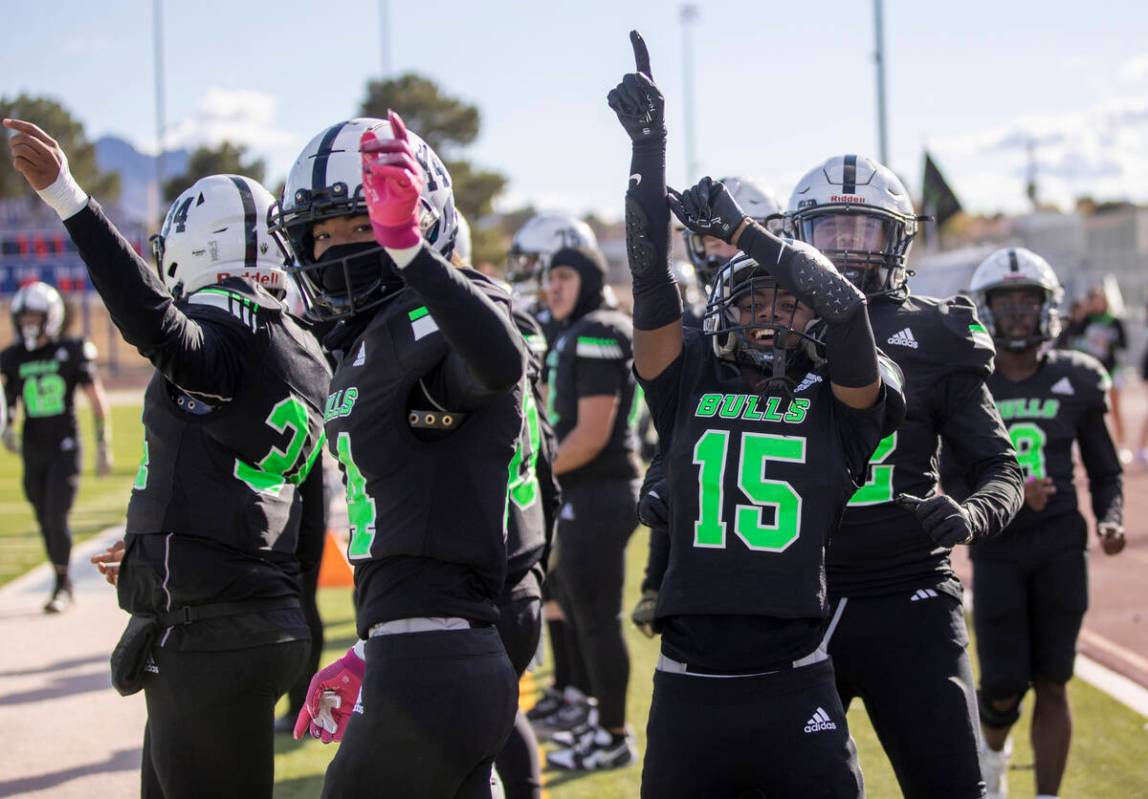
left=1075, top=653, right=1148, bottom=719
left=1, top=525, right=126, bottom=596
left=1078, top=628, right=1148, bottom=676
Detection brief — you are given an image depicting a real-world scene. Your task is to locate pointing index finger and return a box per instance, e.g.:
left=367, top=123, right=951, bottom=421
left=387, top=110, right=409, bottom=143
left=630, top=30, right=652, bottom=80
left=2, top=119, right=55, bottom=146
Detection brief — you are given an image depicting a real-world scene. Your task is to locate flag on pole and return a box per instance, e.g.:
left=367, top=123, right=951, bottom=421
left=922, top=151, right=962, bottom=230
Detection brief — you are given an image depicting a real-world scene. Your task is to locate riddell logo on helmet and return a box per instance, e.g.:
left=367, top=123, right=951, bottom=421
left=829, top=195, right=866, bottom=204
left=217, top=270, right=281, bottom=286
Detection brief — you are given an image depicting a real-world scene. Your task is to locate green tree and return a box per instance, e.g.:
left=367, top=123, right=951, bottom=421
left=0, top=94, right=120, bottom=201
left=360, top=72, right=509, bottom=262
left=163, top=141, right=266, bottom=202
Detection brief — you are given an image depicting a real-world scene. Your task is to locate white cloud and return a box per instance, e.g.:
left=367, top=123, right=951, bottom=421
left=1119, top=54, right=1148, bottom=82
left=161, top=88, right=297, bottom=154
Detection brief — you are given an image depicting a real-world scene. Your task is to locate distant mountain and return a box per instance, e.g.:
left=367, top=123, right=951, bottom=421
left=94, top=136, right=189, bottom=224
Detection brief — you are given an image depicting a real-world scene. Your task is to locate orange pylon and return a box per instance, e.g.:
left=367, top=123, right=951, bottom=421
left=317, top=529, right=354, bottom=587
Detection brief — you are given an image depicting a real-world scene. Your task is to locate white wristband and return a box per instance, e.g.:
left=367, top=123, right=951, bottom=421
left=37, top=169, right=88, bottom=221
left=384, top=242, right=423, bottom=269
left=352, top=639, right=367, bottom=660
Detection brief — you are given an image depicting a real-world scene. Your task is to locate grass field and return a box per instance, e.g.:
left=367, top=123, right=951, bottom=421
left=2, top=402, right=1145, bottom=797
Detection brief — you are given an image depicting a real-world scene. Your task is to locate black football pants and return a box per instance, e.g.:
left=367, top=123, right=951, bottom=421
left=827, top=590, right=984, bottom=799
left=641, top=658, right=864, bottom=798
left=553, top=477, right=639, bottom=730
left=495, top=594, right=543, bottom=799
left=322, top=627, right=518, bottom=799
left=22, top=445, right=80, bottom=569
left=141, top=640, right=308, bottom=799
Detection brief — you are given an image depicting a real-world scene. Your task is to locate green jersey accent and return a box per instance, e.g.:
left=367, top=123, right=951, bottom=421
left=337, top=431, right=379, bottom=559
left=234, top=396, right=324, bottom=495
left=21, top=371, right=66, bottom=418
left=996, top=397, right=1059, bottom=421
left=693, top=393, right=809, bottom=425
left=692, top=429, right=806, bottom=552
left=848, top=432, right=898, bottom=506
left=324, top=387, right=359, bottom=422
left=507, top=386, right=542, bottom=510
left=1008, top=422, right=1048, bottom=480
left=133, top=441, right=150, bottom=490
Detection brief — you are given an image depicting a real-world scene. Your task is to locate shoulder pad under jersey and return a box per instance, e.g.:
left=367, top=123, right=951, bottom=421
left=901, top=294, right=995, bottom=379
left=1047, top=349, right=1111, bottom=409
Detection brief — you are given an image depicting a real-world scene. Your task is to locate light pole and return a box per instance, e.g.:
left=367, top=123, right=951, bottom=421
left=873, top=0, right=889, bottom=166
left=153, top=0, right=166, bottom=229
left=681, top=4, right=700, bottom=183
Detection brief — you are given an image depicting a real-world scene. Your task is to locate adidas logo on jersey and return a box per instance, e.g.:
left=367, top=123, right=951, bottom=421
left=795, top=372, right=824, bottom=393
left=352, top=343, right=366, bottom=367
left=804, top=707, right=838, bottom=733
left=1051, top=376, right=1075, bottom=395
left=910, top=588, right=939, bottom=601
left=887, top=328, right=918, bottom=349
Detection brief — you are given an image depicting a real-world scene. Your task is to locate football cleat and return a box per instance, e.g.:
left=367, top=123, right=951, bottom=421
left=546, top=726, right=636, bottom=772
left=525, top=687, right=564, bottom=723
left=980, top=738, right=1011, bottom=799
left=43, top=585, right=74, bottom=614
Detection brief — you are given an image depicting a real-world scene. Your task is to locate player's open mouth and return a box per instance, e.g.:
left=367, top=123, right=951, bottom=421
left=751, top=328, right=775, bottom=344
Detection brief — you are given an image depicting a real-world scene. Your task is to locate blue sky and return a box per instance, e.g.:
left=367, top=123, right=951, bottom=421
left=4, top=1, right=1148, bottom=218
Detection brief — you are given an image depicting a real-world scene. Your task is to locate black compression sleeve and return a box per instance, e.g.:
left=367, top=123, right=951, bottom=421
left=825, top=311, right=879, bottom=388
left=400, top=247, right=525, bottom=396
left=1077, top=407, right=1124, bottom=526
left=736, top=222, right=867, bottom=324
left=935, top=373, right=1025, bottom=541
left=64, top=200, right=247, bottom=400
left=625, top=141, right=681, bottom=330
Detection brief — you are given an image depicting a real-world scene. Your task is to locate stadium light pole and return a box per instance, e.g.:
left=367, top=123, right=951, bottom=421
left=153, top=0, right=166, bottom=231
left=681, top=4, right=700, bottom=183
left=873, top=0, right=890, bottom=166
left=379, top=0, right=393, bottom=77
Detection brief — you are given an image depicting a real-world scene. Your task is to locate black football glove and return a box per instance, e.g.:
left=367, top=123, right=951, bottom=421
left=631, top=589, right=659, bottom=638
left=896, top=493, right=973, bottom=548
left=667, top=177, right=748, bottom=244
left=607, top=31, right=666, bottom=146
left=637, top=483, right=669, bottom=528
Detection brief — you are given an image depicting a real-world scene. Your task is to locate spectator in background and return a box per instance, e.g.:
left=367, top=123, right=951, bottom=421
left=1071, top=285, right=1128, bottom=460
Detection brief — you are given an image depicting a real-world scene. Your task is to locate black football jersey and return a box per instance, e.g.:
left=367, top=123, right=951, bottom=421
left=547, top=309, right=641, bottom=482
left=641, top=330, right=899, bottom=628
left=323, top=267, right=522, bottom=633
left=1, top=337, right=96, bottom=449
left=504, top=309, right=557, bottom=594
left=128, top=283, right=331, bottom=558
left=971, top=350, right=1117, bottom=555
left=829, top=294, right=1014, bottom=597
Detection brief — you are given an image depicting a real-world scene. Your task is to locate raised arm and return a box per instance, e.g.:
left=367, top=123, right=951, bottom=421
left=3, top=119, right=248, bottom=402
left=607, top=31, right=683, bottom=381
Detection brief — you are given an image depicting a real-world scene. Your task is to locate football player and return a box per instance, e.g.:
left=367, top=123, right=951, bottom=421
left=1, top=280, right=112, bottom=612
left=283, top=112, right=526, bottom=798
left=461, top=211, right=561, bottom=799
left=609, top=33, right=904, bottom=797
left=4, top=118, right=330, bottom=799
left=542, top=245, right=642, bottom=770
left=962, top=248, right=1124, bottom=799
left=785, top=154, right=1025, bottom=798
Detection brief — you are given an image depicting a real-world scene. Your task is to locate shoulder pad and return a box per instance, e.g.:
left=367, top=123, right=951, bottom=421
left=187, top=287, right=267, bottom=332
left=903, top=294, right=994, bottom=378
left=513, top=309, right=548, bottom=359
left=1049, top=349, right=1111, bottom=401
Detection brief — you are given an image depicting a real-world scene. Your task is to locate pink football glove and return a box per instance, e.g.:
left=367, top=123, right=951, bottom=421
left=292, top=646, right=366, bottom=743
left=361, top=110, right=424, bottom=249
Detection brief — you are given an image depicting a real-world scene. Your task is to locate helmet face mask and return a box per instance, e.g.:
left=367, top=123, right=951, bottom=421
left=271, top=118, right=457, bottom=321
left=11, top=282, right=65, bottom=350
left=786, top=155, right=918, bottom=297
left=970, top=247, right=1063, bottom=352
left=704, top=254, right=822, bottom=395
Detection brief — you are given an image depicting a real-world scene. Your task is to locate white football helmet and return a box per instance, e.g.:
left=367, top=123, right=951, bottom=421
left=786, top=155, right=919, bottom=296
left=152, top=175, right=284, bottom=301
left=970, top=247, right=1063, bottom=351
left=507, top=214, right=599, bottom=285
left=683, top=176, right=781, bottom=287
left=11, top=281, right=65, bottom=350
left=455, top=211, right=473, bottom=266
left=270, top=117, right=458, bottom=319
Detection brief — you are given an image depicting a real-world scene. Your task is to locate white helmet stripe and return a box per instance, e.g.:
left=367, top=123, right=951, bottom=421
left=229, top=176, right=258, bottom=269
left=311, top=122, right=349, bottom=195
